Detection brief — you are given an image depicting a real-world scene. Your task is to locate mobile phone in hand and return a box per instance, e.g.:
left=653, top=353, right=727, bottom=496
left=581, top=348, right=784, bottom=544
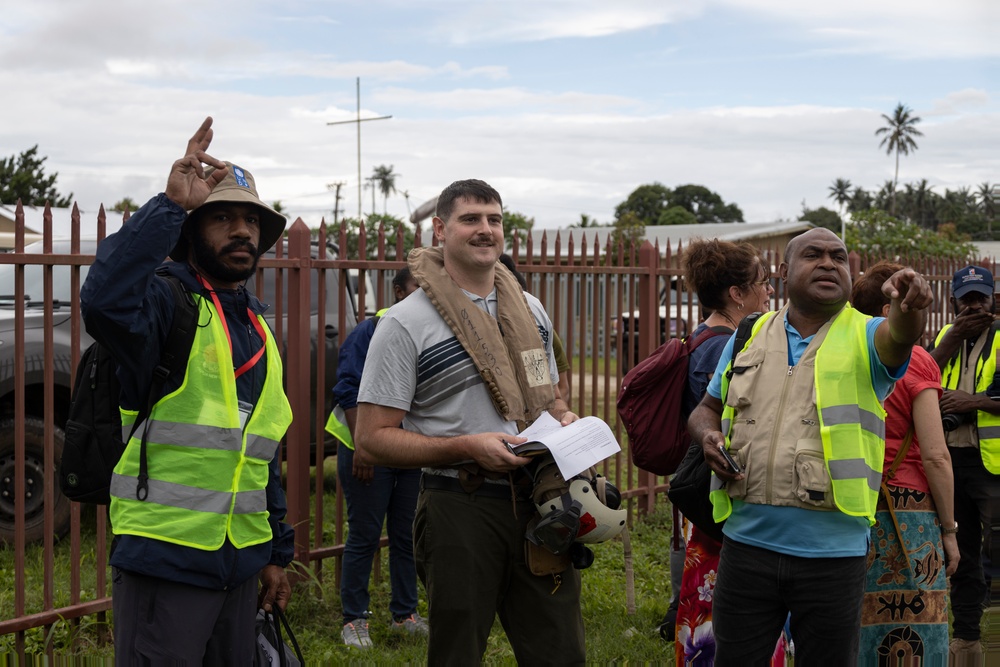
left=718, top=445, right=742, bottom=474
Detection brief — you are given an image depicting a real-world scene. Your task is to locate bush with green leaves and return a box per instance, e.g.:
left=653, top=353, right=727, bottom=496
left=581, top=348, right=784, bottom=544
left=845, top=209, right=975, bottom=260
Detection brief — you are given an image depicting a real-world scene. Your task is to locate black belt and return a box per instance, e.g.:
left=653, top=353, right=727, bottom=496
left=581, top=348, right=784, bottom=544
left=420, top=473, right=532, bottom=502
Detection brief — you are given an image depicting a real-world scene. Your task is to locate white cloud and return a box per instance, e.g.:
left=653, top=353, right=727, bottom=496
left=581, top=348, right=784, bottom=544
left=373, top=86, right=638, bottom=112
left=718, top=0, right=1000, bottom=59
left=925, top=89, right=990, bottom=117
left=431, top=0, right=706, bottom=44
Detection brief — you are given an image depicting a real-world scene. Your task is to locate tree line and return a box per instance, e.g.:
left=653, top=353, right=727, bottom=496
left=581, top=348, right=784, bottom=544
left=3, top=103, right=993, bottom=262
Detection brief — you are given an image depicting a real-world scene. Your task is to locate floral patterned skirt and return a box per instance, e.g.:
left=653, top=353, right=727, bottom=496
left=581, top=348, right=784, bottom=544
left=860, top=485, right=949, bottom=665
left=674, top=521, right=791, bottom=666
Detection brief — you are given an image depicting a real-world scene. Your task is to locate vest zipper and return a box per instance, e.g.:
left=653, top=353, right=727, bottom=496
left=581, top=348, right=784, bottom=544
left=765, top=365, right=795, bottom=503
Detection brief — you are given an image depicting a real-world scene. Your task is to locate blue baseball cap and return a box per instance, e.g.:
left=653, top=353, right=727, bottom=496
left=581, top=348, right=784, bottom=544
left=952, top=265, right=995, bottom=299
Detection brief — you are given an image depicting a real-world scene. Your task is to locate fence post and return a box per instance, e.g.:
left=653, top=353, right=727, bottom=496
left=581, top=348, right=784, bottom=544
left=284, top=221, right=313, bottom=572
left=637, top=241, right=658, bottom=361
left=636, top=241, right=659, bottom=515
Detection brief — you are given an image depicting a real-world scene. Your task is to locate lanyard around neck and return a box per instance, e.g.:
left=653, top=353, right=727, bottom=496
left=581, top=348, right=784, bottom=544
left=196, top=274, right=267, bottom=379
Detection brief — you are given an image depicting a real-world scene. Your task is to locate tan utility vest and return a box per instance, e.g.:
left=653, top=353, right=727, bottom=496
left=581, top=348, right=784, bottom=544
left=721, top=305, right=883, bottom=517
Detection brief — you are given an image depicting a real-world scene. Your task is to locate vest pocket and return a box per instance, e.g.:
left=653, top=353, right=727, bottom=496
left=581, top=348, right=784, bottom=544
left=727, top=442, right=751, bottom=499
left=793, top=438, right=833, bottom=509
left=726, top=347, right=766, bottom=409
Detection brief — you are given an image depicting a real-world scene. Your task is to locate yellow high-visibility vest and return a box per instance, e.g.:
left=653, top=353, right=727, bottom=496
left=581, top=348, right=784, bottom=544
left=935, top=324, right=1000, bottom=473
left=711, top=306, right=884, bottom=525
left=111, top=294, right=292, bottom=550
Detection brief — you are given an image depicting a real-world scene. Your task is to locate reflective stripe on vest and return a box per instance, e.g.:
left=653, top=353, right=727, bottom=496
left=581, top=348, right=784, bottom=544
left=325, top=404, right=353, bottom=449
left=711, top=307, right=885, bottom=525
left=936, top=323, right=1000, bottom=473
left=322, top=309, right=389, bottom=451
left=112, top=294, right=293, bottom=551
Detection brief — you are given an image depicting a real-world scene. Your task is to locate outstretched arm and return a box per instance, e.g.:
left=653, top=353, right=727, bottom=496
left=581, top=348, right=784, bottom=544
left=875, top=268, right=933, bottom=369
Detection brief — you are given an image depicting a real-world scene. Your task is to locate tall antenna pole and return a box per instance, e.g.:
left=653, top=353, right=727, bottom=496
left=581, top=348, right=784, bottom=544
left=356, top=77, right=362, bottom=218
left=326, top=78, right=392, bottom=220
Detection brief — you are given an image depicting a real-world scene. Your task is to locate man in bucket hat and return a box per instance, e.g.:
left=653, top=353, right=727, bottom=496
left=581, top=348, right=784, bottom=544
left=930, top=265, right=1000, bottom=663
left=82, top=117, right=294, bottom=663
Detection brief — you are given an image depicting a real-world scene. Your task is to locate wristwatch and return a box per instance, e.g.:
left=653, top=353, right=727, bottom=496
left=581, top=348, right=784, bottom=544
left=941, top=521, right=959, bottom=535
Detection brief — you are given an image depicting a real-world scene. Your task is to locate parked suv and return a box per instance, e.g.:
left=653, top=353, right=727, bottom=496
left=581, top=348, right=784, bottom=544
left=0, top=239, right=94, bottom=545
left=0, top=238, right=363, bottom=544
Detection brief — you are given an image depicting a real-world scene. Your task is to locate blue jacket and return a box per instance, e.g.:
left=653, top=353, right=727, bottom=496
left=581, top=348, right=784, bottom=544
left=81, top=193, right=294, bottom=590
left=331, top=316, right=378, bottom=411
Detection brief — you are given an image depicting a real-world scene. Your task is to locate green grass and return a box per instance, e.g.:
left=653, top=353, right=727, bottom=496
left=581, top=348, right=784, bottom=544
left=1, top=499, right=677, bottom=662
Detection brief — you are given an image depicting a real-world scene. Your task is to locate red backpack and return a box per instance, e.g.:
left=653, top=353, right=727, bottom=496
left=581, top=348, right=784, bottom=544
left=616, top=326, right=731, bottom=475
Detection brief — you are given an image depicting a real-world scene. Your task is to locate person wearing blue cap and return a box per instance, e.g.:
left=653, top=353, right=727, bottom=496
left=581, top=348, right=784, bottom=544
left=929, top=264, right=1000, bottom=663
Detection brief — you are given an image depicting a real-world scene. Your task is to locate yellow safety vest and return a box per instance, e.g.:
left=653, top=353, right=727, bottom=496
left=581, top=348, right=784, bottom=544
left=711, top=306, right=885, bottom=525
left=324, top=308, right=390, bottom=450
left=111, top=294, right=292, bottom=550
left=935, top=324, right=1000, bottom=473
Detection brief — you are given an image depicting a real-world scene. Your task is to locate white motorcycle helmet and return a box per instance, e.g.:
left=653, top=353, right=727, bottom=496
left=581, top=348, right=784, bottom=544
left=527, top=458, right=627, bottom=555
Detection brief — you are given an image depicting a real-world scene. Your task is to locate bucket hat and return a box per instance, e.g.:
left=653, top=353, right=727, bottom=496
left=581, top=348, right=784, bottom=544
left=169, top=162, right=286, bottom=261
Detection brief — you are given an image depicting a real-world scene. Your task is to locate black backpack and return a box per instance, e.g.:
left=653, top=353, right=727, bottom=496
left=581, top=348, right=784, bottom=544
left=60, top=274, right=199, bottom=504
left=667, top=312, right=762, bottom=542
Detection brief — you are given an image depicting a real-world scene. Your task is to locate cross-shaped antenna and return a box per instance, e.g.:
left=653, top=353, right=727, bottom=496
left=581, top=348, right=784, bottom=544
left=327, top=77, right=392, bottom=218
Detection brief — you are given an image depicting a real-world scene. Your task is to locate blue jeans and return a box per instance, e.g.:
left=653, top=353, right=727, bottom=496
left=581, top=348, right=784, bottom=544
left=949, top=446, right=1000, bottom=641
left=338, top=442, right=421, bottom=622
left=713, top=538, right=867, bottom=666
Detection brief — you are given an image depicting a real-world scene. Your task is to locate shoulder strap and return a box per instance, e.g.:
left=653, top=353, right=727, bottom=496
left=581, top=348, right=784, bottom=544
left=885, top=426, right=914, bottom=482
left=686, top=324, right=733, bottom=352
left=727, top=312, right=764, bottom=378
left=134, top=274, right=200, bottom=501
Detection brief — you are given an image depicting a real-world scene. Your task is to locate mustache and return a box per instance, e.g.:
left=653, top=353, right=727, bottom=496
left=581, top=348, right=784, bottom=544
left=221, top=239, right=258, bottom=256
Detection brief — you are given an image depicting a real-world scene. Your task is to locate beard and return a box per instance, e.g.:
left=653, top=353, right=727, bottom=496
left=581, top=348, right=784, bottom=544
left=191, top=232, right=259, bottom=284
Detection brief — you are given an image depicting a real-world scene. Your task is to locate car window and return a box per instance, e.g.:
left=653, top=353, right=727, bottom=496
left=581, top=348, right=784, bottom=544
left=0, top=263, right=91, bottom=304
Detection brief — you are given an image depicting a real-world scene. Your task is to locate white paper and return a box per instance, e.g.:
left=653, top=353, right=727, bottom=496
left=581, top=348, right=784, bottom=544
left=514, top=415, right=621, bottom=479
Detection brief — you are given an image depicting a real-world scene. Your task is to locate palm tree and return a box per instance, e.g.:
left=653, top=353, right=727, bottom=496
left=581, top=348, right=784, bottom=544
left=827, top=178, right=852, bottom=239
left=401, top=189, right=412, bottom=217
left=371, top=164, right=399, bottom=215
left=875, top=103, right=923, bottom=215
left=847, top=186, right=873, bottom=215
left=912, top=179, right=934, bottom=229
left=977, top=182, right=996, bottom=234
left=874, top=180, right=897, bottom=212
left=827, top=178, right=852, bottom=217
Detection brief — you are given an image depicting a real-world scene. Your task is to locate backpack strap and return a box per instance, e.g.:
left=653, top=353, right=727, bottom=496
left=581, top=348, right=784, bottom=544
left=685, top=324, right=733, bottom=353
left=133, top=274, right=200, bottom=501
left=727, top=312, right=764, bottom=378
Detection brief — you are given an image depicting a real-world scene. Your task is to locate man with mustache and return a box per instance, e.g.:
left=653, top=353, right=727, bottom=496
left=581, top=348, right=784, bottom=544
left=354, top=179, right=584, bottom=665
left=688, top=228, right=933, bottom=665
left=82, top=117, right=294, bottom=663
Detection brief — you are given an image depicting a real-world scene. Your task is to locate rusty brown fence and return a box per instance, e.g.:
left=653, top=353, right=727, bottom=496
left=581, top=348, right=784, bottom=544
left=0, top=203, right=981, bottom=656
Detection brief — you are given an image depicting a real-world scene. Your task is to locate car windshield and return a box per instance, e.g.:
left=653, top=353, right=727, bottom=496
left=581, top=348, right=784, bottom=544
left=0, top=263, right=90, bottom=304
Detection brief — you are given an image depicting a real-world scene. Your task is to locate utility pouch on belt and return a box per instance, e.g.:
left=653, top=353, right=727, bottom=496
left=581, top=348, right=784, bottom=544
left=524, top=525, right=571, bottom=575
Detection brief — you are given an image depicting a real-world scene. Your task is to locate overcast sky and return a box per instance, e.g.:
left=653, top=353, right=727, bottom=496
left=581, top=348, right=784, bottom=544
left=1, top=0, right=997, bottom=232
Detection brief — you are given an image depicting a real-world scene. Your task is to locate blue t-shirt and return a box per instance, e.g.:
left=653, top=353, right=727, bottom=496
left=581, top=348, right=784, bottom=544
left=706, top=313, right=908, bottom=558
left=682, top=322, right=733, bottom=418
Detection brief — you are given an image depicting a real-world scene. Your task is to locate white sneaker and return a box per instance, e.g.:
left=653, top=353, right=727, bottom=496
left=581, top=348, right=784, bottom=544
left=342, top=619, right=373, bottom=649
left=392, top=612, right=429, bottom=636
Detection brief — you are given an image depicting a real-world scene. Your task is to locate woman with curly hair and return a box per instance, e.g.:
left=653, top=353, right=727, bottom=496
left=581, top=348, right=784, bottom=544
left=673, top=238, right=785, bottom=665
left=851, top=260, right=958, bottom=663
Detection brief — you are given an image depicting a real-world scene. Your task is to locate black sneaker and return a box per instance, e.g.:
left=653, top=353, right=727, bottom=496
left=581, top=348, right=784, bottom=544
left=657, top=600, right=678, bottom=641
